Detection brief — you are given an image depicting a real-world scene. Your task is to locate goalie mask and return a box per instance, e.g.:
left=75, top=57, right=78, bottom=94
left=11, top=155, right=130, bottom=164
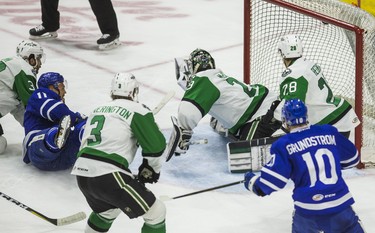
left=16, top=40, right=46, bottom=74
left=281, top=99, right=308, bottom=127
left=111, top=73, right=139, bottom=101
left=189, top=48, right=215, bottom=75
left=278, top=35, right=303, bottom=59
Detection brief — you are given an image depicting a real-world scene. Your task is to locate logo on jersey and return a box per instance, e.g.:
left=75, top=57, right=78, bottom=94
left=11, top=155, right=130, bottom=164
left=312, top=194, right=324, bottom=201
left=282, top=69, right=292, bottom=77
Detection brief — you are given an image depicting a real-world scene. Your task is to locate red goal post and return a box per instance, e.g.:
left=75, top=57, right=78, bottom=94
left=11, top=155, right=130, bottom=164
left=243, top=0, right=375, bottom=166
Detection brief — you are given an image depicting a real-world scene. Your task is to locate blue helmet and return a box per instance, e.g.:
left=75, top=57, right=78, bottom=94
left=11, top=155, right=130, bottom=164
left=38, top=72, right=64, bottom=89
left=282, top=99, right=308, bottom=126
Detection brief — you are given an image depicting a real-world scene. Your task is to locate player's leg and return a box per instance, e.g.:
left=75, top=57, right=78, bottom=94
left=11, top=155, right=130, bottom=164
left=77, top=172, right=166, bottom=233
left=238, top=118, right=281, bottom=141
left=88, top=0, right=120, bottom=50
left=29, top=0, right=59, bottom=39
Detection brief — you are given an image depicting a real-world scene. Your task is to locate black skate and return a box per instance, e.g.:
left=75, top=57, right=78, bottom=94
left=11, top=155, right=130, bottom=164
left=97, top=34, right=120, bottom=50
left=29, top=25, right=58, bottom=40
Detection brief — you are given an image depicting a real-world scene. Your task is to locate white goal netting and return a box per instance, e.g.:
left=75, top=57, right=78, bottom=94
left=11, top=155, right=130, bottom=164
left=245, top=0, right=375, bottom=164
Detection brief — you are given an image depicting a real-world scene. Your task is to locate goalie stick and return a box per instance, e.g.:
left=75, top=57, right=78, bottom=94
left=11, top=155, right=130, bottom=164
left=0, top=192, right=86, bottom=226
left=159, top=180, right=244, bottom=201
left=152, top=90, right=175, bottom=115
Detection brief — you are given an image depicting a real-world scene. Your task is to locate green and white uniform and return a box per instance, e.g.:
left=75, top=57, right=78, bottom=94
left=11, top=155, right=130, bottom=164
left=178, top=69, right=278, bottom=135
left=276, top=57, right=359, bottom=132
left=71, top=98, right=166, bottom=177
left=0, top=56, right=36, bottom=124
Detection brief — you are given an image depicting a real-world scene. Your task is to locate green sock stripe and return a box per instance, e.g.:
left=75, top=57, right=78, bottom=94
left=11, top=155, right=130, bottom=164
left=88, top=212, right=114, bottom=231
left=246, top=120, right=260, bottom=140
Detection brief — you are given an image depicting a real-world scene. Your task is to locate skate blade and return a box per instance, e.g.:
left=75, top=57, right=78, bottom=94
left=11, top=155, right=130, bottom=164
left=55, top=116, right=71, bottom=149
left=98, top=39, right=121, bottom=50
left=29, top=32, right=58, bottom=40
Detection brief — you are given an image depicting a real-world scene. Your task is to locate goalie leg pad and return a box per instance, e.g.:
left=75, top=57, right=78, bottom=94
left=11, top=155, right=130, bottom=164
left=227, top=137, right=280, bottom=173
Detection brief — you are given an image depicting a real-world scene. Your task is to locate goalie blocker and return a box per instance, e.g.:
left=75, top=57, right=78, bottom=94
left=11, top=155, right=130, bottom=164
left=227, top=136, right=281, bottom=173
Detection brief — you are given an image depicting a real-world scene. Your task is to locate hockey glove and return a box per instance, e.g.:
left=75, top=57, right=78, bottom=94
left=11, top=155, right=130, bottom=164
left=261, top=100, right=282, bottom=131
left=138, top=159, right=160, bottom=184
left=175, top=129, right=193, bottom=155
left=244, top=172, right=266, bottom=197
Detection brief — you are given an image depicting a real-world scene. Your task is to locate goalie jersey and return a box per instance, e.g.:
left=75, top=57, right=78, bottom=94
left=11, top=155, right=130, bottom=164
left=253, top=124, right=359, bottom=216
left=178, top=69, right=277, bottom=134
left=71, top=99, right=166, bottom=177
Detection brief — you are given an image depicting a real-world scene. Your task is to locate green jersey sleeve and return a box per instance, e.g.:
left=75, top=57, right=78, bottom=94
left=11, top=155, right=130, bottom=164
left=131, top=112, right=166, bottom=156
left=183, top=76, right=220, bottom=116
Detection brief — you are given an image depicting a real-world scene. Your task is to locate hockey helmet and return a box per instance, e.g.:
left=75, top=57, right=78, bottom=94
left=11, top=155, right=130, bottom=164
left=282, top=98, right=308, bottom=126
left=16, top=40, right=46, bottom=63
left=189, top=48, right=215, bottom=74
left=38, top=72, right=65, bottom=89
left=111, top=73, right=139, bottom=101
left=278, top=35, right=303, bottom=59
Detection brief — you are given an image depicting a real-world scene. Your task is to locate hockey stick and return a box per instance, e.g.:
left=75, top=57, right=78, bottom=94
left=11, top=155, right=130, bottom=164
left=0, top=192, right=86, bottom=226
left=159, top=180, right=244, bottom=201
left=152, top=90, right=176, bottom=115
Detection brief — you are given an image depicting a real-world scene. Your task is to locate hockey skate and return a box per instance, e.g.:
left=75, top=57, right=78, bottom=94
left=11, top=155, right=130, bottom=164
left=97, top=34, right=121, bottom=50
left=29, top=25, right=58, bottom=40
left=55, top=115, right=71, bottom=149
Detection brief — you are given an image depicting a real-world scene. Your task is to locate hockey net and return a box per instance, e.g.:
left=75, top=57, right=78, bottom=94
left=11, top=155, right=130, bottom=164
left=244, top=0, right=375, bottom=167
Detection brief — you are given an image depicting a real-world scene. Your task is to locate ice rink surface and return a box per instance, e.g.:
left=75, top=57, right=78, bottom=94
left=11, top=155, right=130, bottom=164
left=0, top=0, right=374, bottom=232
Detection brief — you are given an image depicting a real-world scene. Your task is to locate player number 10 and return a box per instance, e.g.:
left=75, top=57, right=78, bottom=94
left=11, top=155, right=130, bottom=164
left=301, top=148, right=338, bottom=187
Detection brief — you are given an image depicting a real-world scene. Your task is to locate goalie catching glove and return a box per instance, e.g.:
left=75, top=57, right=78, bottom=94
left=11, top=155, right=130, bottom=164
left=138, top=159, right=160, bottom=184
left=165, top=116, right=193, bottom=162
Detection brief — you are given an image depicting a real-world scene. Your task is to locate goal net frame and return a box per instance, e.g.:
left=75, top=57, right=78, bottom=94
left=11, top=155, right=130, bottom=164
left=243, top=0, right=375, bottom=167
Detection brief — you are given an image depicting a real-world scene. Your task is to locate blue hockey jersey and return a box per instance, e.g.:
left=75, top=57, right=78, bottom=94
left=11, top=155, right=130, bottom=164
left=253, top=124, right=359, bottom=216
left=24, top=87, right=81, bottom=135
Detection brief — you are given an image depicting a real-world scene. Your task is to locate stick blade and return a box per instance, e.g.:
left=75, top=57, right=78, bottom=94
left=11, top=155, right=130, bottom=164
left=56, top=211, right=87, bottom=226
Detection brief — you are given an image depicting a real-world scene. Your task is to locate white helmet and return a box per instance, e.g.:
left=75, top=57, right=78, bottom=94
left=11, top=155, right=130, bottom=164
left=16, top=40, right=46, bottom=62
left=111, top=73, right=139, bottom=101
left=16, top=40, right=46, bottom=75
left=278, top=35, right=303, bottom=59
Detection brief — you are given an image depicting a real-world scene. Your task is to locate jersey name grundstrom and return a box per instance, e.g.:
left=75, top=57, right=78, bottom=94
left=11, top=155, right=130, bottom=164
left=286, top=135, right=336, bottom=155
left=93, top=105, right=132, bottom=119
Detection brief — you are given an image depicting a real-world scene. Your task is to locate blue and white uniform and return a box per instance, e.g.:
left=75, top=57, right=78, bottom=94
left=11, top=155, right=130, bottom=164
left=23, top=87, right=85, bottom=171
left=247, top=124, right=365, bottom=232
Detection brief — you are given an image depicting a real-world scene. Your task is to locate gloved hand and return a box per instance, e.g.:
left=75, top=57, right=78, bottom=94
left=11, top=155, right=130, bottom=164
left=262, top=100, right=281, bottom=124
left=175, top=129, right=193, bottom=155
left=244, top=172, right=257, bottom=191
left=138, top=159, right=160, bottom=184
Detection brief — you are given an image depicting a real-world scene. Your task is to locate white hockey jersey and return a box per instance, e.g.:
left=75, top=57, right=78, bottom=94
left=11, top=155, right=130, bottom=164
left=178, top=69, right=278, bottom=135
left=275, top=57, right=359, bottom=132
left=71, top=99, right=166, bottom=177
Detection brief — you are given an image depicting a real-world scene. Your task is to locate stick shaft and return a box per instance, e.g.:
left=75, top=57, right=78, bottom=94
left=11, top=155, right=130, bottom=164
left=172, top=180, right=244, bottom=200
left=0, top=192, right=85, bottom=226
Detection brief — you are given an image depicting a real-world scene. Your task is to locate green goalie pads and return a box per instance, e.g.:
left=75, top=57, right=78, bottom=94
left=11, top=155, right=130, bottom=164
left=226, top=136, right=280, bottom=173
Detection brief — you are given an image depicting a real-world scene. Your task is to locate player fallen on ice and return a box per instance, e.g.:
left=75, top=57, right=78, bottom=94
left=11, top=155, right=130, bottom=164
left=244, top=98, right=366, bottom=233
left=71, top=73, right=168, bottom=233
left=167, top=48, right=281, bottom=161
left=22, top=72, right=86, bottom=171
left=0, top=40, right=45, bottom=154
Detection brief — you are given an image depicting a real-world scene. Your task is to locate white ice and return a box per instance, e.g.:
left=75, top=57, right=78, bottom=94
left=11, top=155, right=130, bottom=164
left=0, top=0, right=374, bottom=232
